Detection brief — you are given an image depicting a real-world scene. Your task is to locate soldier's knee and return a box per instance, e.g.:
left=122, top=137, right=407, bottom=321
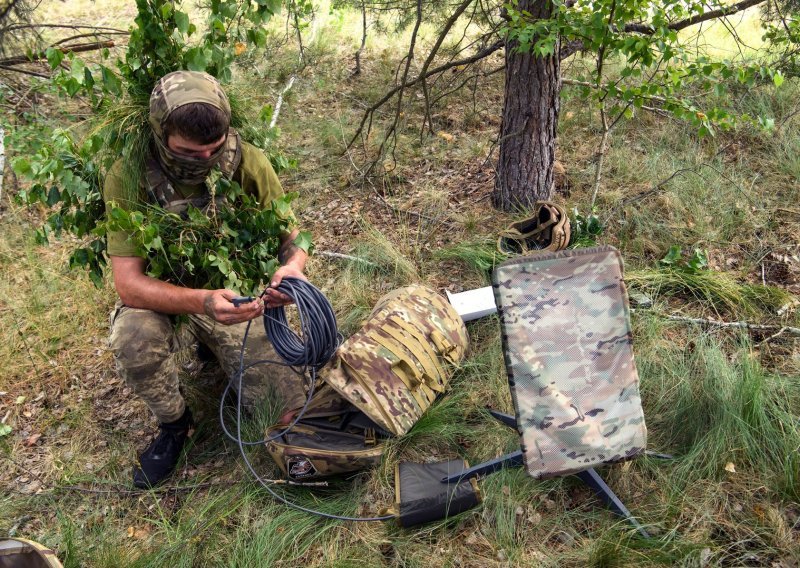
left=110, top=309, right=174, bottom=368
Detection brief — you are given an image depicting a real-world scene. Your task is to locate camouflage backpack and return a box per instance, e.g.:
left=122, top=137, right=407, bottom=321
left=265, top=285, right=469, bottom=480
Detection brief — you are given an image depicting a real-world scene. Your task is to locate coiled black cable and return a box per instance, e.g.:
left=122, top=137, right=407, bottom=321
left=263, top=277, right=339, bottom=370
left=220, top=276, right=394, bottom=522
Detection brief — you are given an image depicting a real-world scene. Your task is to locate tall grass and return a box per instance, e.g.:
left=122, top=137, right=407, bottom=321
left=433, top=239, right=506, bottom=284
left=638, top=332, right=800, bottom=498
left=626, top=268, right=794, bottom=318
left=325, top=222, right=419, bottom=335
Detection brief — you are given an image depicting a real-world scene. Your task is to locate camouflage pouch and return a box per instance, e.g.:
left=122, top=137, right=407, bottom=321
left=321, top=285, right=469, bottom=436
left=265, top=407, right=389, bottom=481
left=493, top=245, right=647, bottom=478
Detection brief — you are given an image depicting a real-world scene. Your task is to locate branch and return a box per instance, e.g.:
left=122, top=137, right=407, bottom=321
left=0, top=23, right=128, bottom=34
left=0, top=127, right=5, bottom=206
left=270, top=8, right=319, bottom=128
left=560, top=38, right=584, bottom=60
left=664, top=314, right=800, bottom=338
left=352, top=0, right=368, bottom=76
left=0, top=0, right=19, bottom=22
left=363, top=0, right=423, bottom=174
left=418, top=0, right=474, bottom=137
left=345, top=39, right=504, bottom=150
left=0, top=39, right=115, bottom=66
left=562, top=77, right=668, bottom=104
left=624, top=0, right=766, bottom=34
left=270, top=76, right=295, bottom=129
left=50, top=31, right=127, bottom=47
left=0, top=63, right=49, bottom=78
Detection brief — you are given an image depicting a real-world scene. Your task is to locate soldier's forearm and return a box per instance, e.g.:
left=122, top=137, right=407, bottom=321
left=123, top=273, right=210, bottom=315
left=278, top=229, right=308, bottom=271
left=111, top=255, right=210, bottom=315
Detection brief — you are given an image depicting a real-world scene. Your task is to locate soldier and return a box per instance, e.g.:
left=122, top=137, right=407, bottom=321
left=104, top=70, right=308, bottom=488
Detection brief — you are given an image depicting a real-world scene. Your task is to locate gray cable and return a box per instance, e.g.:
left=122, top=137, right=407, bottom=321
left=222, top=277, right=394, bottom=522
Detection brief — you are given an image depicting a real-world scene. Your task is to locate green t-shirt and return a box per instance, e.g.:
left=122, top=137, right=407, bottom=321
left=103, top=142, right=289, bottom=257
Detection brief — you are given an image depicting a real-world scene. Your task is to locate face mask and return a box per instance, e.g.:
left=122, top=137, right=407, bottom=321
left=152, top=132, right=228, bottom=186
left=148, top=70, right=233, bottom=185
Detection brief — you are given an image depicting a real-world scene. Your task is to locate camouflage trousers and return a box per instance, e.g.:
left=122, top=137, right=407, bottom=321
left=109, top=302, right=307, bottom=423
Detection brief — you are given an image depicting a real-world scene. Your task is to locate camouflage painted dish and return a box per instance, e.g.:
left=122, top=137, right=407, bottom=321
left=493, top=246, right=647, bottom=478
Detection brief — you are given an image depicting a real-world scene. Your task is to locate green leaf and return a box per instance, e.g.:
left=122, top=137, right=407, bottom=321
left=70, top=247, right=90, bottom=268
left=293, top=230, right=313, bottom=253
left=0, top=424, right=11, bottom=437
left=45, top=47, right=64, bottom=70
left=175, top=11, right=190, bottom=34
left=773, top=71, right=784, bottom=88
left=686, top=249, right=709, bottom=273
left=660, top=245, right=682, bottom=266
left=759, top=116, right=775, bottom=130
left=64, top=78, right=81, bottom=97
left=259, top=104, right=274, bottom=123
left=184, top=47, right=210, bottom=71
left=100, top=66, right=122, bottom=96
left=69, top=58, right=86, bottom=81
left=46, top=185, right=61, bottom=206
left=89, top=267, right=104, bottom=288
left=83, top=67, right=95, bottom=89
left=271, top=197, right=293, bottom=219
left=12, top=157, right=31, bottom=175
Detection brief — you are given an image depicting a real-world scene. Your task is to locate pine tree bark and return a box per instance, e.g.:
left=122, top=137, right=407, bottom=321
left=493, top=0, right=560, bottom=211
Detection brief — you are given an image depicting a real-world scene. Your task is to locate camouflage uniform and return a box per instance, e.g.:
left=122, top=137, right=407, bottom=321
left=109, top=303, right=306, bottom=423
left=492, top=246, right=647, bottom=479
left=106, top=71, right=305, bottom=423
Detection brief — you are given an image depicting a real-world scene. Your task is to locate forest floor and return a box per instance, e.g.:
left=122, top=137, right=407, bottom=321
left=1, top=1, right=800, bottom=567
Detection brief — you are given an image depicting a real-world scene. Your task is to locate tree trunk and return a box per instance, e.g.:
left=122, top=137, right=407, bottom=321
left=493, top=0, right=560, bottom=211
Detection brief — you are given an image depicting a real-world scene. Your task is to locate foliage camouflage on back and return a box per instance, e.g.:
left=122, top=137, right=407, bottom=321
left=321, top=285, right=469, bottom=436
left=493, top=246, right=647, bottom=478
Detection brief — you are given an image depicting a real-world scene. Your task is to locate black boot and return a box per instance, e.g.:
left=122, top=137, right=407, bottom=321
left=133, top=408, right=194, bottom=489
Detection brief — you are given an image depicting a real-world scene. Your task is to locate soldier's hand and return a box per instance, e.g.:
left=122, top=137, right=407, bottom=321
left=203, top=289, right=264, bottom=325
left=264, top=265, right=308, bottom=308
